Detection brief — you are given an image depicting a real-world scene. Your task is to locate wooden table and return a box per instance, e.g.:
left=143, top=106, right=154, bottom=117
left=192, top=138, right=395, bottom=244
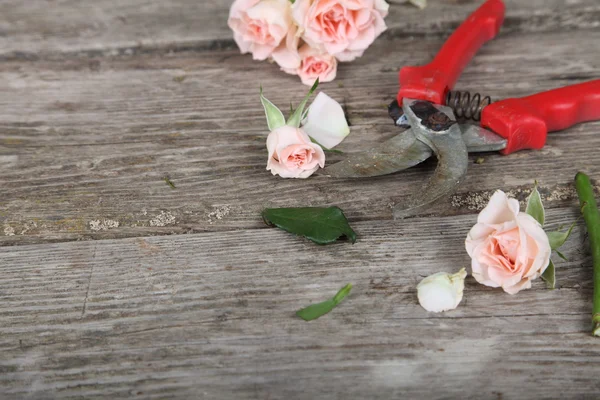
left=1, top=1, right=600, bottom=398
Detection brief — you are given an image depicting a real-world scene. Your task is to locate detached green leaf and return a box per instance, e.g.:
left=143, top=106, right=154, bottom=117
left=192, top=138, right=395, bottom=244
left=541, top=259, right=556, bottom=289
left=526, top=182, right=545, bottom=226
left=260, top=87, right=286, bottom=130
left=296, top=284, right=352, bottom=321
left=287, top=78, right=319, bottom=127
left=262, top=206, right=356, bottom=245
left=547, top=221, right=576, bottom=250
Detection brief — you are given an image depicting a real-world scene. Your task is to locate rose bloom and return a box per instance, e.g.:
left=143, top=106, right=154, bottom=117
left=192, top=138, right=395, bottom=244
left=292, top=0, right=389, bottom=62
left=296, top=45, right=337, bottom=86
left=266, top=125, right=325, bottom=178
left=465, top=190, right=551, bottom=295
left=272, top=31, right=337, bottom=86
left=272, top=24, right=302, bottom=73
left=228, top=0, right=292, bottom=60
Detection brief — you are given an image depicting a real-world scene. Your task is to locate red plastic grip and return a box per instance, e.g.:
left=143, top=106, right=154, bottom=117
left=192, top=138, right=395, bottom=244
left=482, top=80, right=600, bottom=154
left=397, top=0, right=505, bottom=105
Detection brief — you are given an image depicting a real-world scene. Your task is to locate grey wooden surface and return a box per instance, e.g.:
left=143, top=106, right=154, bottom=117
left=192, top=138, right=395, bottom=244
left=1, top=0, right=600, bottom=399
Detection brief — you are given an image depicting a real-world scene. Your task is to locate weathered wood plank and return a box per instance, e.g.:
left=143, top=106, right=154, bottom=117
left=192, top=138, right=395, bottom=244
left=1, top=0, right=600, bottom=59
left=0, top=209, right=596, bottom=399
left=1, top=30, right=599, bottom=245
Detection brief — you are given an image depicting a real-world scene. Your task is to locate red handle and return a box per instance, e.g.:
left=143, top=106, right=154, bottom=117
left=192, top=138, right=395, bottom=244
left=397, top=0, right=505, bottom=105
left=482, top=80, right=600, bottom=154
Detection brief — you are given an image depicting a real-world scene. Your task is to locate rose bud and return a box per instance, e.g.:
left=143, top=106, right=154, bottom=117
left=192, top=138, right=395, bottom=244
left=417, top=268, right=467, bottom=313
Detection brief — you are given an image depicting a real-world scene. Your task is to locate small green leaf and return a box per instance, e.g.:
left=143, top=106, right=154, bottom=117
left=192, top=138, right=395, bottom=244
left=525, top=182, right=545, bottom=226
left=296, top=284, right=352, bottom=321
left=555, top=250, right=568, bottom=261
left=287, top=78, right=319, bottom=127
left=541, top=259, right=556, bottom=289
left=332, top=283, right=353, bottom=304
left=262, top=206, right=356, bottom=245
left=260, top=86, right=286, bottom=130
left=547, top=221, right=576, bottom=250
left=163, top=176, right=176, bottom=189
left=301, top=106, right=309, bottom=122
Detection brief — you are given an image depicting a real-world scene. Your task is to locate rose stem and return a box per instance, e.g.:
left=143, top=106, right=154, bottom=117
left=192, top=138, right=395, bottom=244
left=574, top=172, right=600, bottom=336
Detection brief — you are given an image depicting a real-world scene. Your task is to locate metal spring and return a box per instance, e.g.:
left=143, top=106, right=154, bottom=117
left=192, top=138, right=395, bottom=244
left=446, top=90, right=492, bottom=121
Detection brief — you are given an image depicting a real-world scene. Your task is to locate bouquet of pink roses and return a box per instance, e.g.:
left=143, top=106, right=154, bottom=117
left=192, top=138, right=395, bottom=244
left=228, top=0, right=396, bottom=86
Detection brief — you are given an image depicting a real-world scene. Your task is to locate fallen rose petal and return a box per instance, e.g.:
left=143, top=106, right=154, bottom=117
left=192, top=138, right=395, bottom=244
left=302, top=92, right=350, bottom=149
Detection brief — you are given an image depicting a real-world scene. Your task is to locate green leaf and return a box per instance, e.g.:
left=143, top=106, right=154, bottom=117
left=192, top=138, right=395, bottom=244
left=260, top=86, right=286, bottom=131
left=525, top=182, right=545, bottom=226
left=296, top=284, right=352, bottom=321
left=547, top=221, right=576, bottom=250
left=555, top=250, right=568, bottom=261
left=262, top=206, right=356, bottom=245
left=287, top=78, right=319, bottom=127
left=541, top=259, right=556, bottom=289
left=163, top=176, right=176, bottom=189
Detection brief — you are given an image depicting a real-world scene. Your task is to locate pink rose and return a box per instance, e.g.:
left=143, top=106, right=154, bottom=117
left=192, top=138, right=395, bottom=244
left=292, top=0, right=389, bottom=62
left=273, top=36, right=338, bottom=86
left=266, top=125, right=326, bottom=178
left=465, top=191, right=551, bottom=295
left=228, top=0, right=292, bottom=61
left=272, top=24, right=302, bottom=73
left=296, top=45, right=338, bottom=86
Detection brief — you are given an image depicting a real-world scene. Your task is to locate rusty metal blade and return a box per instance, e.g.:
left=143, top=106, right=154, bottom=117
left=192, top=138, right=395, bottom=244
left=319, top=129, right=432, bottom=178
left=321, top=124, right=505, bottom=178
left=461, top=124, right=507, bottom=152
left=393, top=99, right=469, bottom=218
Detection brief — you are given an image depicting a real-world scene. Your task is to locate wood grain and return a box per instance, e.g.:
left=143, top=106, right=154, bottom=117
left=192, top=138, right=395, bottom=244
left=1, top=30, right=599, bottom=245
left=2, top=0, right=600, bottom=398
left=1, top=0, right=600, bottom=59
left=0, top=209, right=597, bottom=400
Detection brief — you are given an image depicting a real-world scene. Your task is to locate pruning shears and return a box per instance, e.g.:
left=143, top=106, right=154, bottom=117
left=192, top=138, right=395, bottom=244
left=322, top=0, right=600, bottom=218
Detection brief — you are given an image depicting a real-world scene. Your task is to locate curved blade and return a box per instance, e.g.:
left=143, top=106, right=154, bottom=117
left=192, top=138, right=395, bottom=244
left=393, top=100, right=469, bottom=219
left=320, top=129, right=432, bottom=178
left=461, top=124, right=507, bottom=152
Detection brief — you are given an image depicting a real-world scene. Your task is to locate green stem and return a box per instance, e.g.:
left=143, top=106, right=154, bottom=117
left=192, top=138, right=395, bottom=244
left=574, top=172, right=600, bottom=336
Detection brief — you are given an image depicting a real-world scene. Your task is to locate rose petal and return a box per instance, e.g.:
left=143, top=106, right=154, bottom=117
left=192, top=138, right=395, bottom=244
left=503, top=278, right=532, bottom=295
left=301, top=93, right=350, bottom=149
left=477, top=190, right=519, bottom=225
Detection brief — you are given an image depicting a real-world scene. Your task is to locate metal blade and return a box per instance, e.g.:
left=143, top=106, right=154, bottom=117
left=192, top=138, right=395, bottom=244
left=393, top=99, right=469, bottom=219
left=320, top=129, right=432, bottom=178
left=460, top=124, right=507, bottom=152
left=321, top=124, right=505, bottom=178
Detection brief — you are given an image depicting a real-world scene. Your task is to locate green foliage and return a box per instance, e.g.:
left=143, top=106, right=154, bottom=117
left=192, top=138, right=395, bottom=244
left=287, top=79, right=319, bottom=127
left=262, top=206, right=356, bottom=245
left=260, top=86, right=286, bottom=131
left=296, top=284, right=352, bottom=321
left=541, top=260, right=556, bottom=289
left=525, top=182, right=545, bottom=226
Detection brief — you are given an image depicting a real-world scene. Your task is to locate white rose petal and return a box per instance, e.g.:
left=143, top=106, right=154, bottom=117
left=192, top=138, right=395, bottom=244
left=417, top=268, right=467, bottom=313
left=302, top=92, right=350, bottom=149
left=397, top=0, right=427, bottom=9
